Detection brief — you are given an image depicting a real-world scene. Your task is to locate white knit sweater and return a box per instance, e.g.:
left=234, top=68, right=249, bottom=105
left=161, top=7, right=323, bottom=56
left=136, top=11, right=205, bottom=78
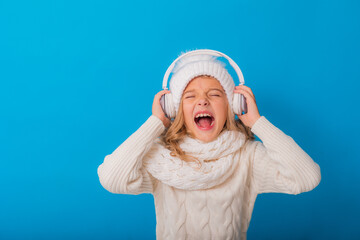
left=97, top=115, right=321, bottom=240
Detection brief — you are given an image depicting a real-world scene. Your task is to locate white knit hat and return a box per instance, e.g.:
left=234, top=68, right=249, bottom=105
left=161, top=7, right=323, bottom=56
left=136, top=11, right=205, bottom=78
left=169, top=53, right=235, bottom=114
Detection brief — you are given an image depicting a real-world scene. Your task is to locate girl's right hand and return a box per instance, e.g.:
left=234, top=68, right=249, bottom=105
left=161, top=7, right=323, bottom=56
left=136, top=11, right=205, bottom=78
left=152, top=90, right=171, bottom=128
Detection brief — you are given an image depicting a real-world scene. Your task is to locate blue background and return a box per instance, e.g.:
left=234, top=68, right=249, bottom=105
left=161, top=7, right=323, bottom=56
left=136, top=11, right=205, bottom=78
left=1, top=0, right=359, bottom=239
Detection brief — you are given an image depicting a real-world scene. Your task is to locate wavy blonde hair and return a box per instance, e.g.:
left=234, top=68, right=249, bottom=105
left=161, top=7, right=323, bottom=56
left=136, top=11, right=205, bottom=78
left=160, top=89, right=255, bottom=166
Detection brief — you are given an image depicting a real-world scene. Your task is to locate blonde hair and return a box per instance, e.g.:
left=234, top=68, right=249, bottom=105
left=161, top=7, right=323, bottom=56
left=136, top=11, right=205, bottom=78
left=160, top=91, right=255, bottom=166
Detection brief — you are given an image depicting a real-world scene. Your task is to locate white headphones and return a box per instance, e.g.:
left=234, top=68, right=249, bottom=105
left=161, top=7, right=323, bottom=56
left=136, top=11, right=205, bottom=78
left=160, top=49, right=247, bottom=119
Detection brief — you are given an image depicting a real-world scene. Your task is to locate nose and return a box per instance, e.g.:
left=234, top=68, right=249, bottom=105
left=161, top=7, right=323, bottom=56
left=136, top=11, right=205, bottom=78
left=197, top=97, right=209, bottom=107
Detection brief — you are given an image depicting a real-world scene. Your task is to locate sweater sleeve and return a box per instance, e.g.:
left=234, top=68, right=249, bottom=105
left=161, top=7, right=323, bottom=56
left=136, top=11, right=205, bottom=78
left=97, top=115, right=165, bottom=195
left=250, top=116, right=321, bottom=195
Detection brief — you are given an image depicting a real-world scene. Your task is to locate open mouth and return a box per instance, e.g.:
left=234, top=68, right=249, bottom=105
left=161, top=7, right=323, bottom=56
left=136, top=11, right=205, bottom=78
left=194, top=112, right=215, bottom=130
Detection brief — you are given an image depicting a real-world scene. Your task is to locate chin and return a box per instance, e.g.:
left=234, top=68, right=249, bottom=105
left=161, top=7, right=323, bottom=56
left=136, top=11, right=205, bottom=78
left=192, top=126, right=221, bottom=143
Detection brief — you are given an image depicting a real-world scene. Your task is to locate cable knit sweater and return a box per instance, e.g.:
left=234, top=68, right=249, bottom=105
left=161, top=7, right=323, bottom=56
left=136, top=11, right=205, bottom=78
left=97, top=115, right=321, bottom=240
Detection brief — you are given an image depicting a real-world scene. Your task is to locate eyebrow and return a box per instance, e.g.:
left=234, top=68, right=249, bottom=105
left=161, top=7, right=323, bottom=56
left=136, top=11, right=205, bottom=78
left=183, top=88, right=224, bottom=95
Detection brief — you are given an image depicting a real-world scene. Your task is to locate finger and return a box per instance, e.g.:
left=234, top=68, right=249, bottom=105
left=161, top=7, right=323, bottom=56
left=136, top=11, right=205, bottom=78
left=156, top=90, right=171, bottom=95
left=235, top=85, right=254, bottom=98
left=234, top=88, right=256, bottom=104
left=236, top=85, right=252, bottom=91
left=234, top=87, right=255, bottom=100
left=236, top=85, right=255, bottom=98
left=235, top=85, right=252, bottom=91
left=155, top=90, right=171, bottom=99
left=233, top=88, right=253, bottom=97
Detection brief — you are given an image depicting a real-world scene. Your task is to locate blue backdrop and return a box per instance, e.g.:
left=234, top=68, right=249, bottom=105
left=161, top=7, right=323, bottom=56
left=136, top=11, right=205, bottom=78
left=1, top=0, right=359, bottom=239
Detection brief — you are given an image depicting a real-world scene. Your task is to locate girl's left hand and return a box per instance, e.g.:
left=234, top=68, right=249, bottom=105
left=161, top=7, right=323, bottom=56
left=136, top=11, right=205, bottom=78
left=234, top=85, right=261, bottom=128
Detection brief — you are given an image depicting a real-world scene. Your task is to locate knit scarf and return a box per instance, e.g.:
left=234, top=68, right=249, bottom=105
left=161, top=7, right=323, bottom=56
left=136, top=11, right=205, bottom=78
left=143, top=130, right=247, bottom=190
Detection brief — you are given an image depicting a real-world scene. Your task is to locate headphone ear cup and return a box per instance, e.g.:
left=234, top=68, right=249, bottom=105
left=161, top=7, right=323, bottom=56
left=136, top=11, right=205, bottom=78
left=232, top=93, right=247, bottom=115
left=241, top=94, right=248, bottom=114
left=160, top=93, right=176, bottom=119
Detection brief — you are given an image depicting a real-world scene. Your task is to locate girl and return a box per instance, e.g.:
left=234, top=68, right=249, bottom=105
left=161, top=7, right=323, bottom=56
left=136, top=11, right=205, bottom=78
left=97, top=49, right=321, bottom=240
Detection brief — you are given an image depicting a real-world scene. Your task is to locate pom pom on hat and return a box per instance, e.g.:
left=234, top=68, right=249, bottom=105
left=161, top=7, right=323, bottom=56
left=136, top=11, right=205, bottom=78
left=169, top=52, right=235, bottom=114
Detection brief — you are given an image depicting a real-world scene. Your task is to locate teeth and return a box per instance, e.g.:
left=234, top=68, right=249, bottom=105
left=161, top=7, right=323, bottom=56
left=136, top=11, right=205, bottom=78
left=195, top=113, right=212, bottom=118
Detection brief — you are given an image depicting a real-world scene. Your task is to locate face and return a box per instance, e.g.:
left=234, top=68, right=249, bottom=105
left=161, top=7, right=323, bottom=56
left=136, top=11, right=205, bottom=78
left=182, top=75, right=228, bottom=143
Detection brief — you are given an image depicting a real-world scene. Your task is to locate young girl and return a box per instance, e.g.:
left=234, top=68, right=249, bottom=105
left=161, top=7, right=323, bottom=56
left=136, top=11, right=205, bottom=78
left=97, top=49, right=321, bottom=240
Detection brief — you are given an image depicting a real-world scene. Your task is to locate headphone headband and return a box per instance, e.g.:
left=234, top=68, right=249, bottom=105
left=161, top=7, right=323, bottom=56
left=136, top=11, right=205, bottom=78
left=162, top=49, right=244, bottom=90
